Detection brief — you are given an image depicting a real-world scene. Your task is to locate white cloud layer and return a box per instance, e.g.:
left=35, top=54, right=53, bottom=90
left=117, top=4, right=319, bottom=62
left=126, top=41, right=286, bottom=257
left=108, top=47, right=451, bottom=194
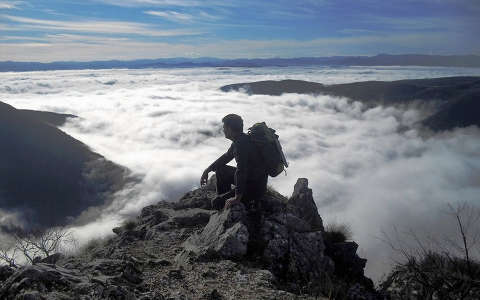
left=1, top=66, right=480, bottom=282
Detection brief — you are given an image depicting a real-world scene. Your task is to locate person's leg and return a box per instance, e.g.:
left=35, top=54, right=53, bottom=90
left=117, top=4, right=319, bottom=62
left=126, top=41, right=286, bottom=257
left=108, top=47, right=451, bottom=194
left=245, top=199, right=265, bottom=259
left=211, top=165, right=236, bottom=210
left=244, top=181, right=268, bottom=258
left=215, top=165, right=236, bottom=194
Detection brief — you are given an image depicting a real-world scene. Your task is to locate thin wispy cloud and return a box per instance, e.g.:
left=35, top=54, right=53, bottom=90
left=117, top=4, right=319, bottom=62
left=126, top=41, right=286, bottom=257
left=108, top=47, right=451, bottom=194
left=94, top=0, right=204, bottom=7
left=0, top=34, right=132, bottom=44
left=0, top=1, right=22, bottom=9
left=2, top=31, right=476, bottom=62
left=46, top=33, right=131, bottom=43
left=0, top=1, right=478, bottom=61
left=0, top=35, right=45, bottom=41
left=145, top=10, right=193, bottom=22
left=198, top=11, right=222, bottom=21
left=366, top=16, right=461, bottom=31
left=2, top=15, right=204, bottom=37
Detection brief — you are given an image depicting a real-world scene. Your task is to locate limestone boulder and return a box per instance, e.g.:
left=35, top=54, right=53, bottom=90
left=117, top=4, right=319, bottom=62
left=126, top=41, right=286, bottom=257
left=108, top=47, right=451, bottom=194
left=287, top=178, right=324, bottom=231
left=176, top=203, right=249, bottom=264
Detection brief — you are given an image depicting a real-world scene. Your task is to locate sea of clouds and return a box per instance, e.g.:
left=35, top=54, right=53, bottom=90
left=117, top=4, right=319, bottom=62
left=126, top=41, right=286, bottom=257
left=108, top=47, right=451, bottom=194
left=1, top=65, right=480, bottom=281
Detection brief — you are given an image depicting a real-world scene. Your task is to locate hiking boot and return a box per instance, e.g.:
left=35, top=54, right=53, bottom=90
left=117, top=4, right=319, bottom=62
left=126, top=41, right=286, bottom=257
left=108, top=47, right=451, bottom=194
left=211, top=190, right=235, bottom=210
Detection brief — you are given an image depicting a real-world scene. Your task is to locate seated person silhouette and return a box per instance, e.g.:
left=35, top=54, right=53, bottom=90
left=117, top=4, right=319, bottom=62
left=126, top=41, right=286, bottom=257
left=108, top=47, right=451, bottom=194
left=200, top=114, right=268, bottom=258
left=200, top=114, right=268, bottom=210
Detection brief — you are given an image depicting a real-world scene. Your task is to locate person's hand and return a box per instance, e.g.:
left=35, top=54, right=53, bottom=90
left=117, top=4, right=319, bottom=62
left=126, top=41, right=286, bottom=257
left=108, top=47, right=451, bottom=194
left=224, top=197, right=240, bottom=209
left=200, top=170, right=209, bottom=186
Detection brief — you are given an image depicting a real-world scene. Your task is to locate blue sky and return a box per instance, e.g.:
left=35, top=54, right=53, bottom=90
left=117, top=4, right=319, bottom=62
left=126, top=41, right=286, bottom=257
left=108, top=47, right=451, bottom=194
left=1, top=0, right=479, bottom=62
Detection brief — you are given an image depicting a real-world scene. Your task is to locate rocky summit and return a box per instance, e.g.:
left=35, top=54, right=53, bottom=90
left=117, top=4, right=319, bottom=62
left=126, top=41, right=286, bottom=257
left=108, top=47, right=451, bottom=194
left=0, top=178, right=384, bottom=300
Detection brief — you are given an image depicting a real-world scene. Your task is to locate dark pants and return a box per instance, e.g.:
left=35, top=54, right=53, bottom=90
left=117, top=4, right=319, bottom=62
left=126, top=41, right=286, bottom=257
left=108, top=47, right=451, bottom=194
left=214, top=165, right=267, bottom=257
left=214, top=165, right=267, bottom=202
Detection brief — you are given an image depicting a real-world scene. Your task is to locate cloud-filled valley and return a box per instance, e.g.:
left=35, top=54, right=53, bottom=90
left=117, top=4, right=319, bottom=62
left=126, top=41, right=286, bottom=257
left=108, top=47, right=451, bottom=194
left=1, top=66, right=480, bottom=281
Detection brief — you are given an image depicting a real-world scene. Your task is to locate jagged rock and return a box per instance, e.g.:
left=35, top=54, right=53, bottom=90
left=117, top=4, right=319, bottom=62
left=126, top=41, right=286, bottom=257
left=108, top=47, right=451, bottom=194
left=174, top=188, right=216, bottom=210
left=0, top=257, right=145, bottom=299
left=86, top=259, right=125, bottom=276
left=0, top=177, right=380, bottom=299
left=175, top=204, right=249, bottom=264
left=0, top=264, right=86, bottom=299
left=102, top=285, right=135, bottom=299
left=17, top=291, right=45, bottom=299
left=174, top=180, right=334, bottom=287
left=171, top=208, right=214, bottom=227
left=288, top=178, right=324, bottom=231
left=140, top=208, right=170, bottom=227
left=201, top=270, right=217, bottom=279
left=112, top=226, right=123, bottom=235
left=0, top=265, right=14, bottom=282
left=40, top=253, right=64, bottom=265
left=136, top=205, right=214, bottom=241
left=87, top=258, right=143, bottom=287
left=168, top=269, right=184, bottom=280
left=253, top=270, right=275, bottom=287
left=261, top=213, right=334, bottom=283
left=324, top=240, right=377, bottom=294
left=269, top=212, right=312, bottom=233
left=121, top=261, right=143, bottom=284
left=147, top=259, right=171, bottom=267
left=201, top=289, right=223, bottom=300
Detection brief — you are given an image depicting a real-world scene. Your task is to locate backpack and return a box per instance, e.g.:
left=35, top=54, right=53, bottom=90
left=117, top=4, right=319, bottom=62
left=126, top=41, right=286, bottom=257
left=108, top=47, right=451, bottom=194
left=247, top=122, right=289, bottom=177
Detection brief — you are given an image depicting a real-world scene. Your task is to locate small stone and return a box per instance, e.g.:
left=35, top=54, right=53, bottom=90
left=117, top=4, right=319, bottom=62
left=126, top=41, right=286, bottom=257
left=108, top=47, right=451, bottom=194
left=147, top=259, right=171, bottom=267
left=201, top=289, right=223, bottom=300
left=201, top=270, right=217, bottom=279
left=0, top=265, right=14, bottom=281
left=168, top=269, right=184, bottom=280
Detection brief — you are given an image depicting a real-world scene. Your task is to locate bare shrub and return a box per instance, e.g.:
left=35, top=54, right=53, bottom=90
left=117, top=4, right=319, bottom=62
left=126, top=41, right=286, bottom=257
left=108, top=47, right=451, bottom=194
left=0, top=242, right=19, bottom=268
left=380, top=202, right=480, bottom=299
left=0, top=227, right=74, bottom=266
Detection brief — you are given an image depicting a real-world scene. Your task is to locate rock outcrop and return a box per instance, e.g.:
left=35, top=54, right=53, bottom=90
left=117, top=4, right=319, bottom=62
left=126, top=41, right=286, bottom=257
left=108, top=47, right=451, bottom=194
left=0, top=178, right=382, bottom=299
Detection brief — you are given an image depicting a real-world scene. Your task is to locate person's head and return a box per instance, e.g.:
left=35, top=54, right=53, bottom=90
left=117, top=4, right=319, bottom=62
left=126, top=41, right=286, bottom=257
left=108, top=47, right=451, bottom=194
left=222, top=114, right=243, bottom=140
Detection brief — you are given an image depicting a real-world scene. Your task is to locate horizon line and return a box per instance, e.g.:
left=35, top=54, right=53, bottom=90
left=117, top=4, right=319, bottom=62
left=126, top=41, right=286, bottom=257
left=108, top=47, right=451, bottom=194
left=2, top=53, right=480, bottom=64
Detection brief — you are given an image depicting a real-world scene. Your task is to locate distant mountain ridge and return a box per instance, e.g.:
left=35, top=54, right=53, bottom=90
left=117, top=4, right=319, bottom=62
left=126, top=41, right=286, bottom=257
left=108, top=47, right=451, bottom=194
left=221, top=76, right=480, bottom=132
left=0, top=102, right=130, bottom=230
left=1, top=54, right=480, bottom=72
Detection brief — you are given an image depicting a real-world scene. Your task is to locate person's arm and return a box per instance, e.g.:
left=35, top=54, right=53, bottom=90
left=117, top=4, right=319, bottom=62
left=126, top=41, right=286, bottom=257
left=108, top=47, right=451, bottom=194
left=200, top=144, right=234, bottom=186
left=207, top=145, right=234, bottom=172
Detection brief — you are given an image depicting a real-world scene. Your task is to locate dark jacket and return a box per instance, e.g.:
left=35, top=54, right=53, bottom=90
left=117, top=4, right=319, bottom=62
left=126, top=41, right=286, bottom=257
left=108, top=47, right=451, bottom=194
left=209, top=133, right=267, bottom=196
